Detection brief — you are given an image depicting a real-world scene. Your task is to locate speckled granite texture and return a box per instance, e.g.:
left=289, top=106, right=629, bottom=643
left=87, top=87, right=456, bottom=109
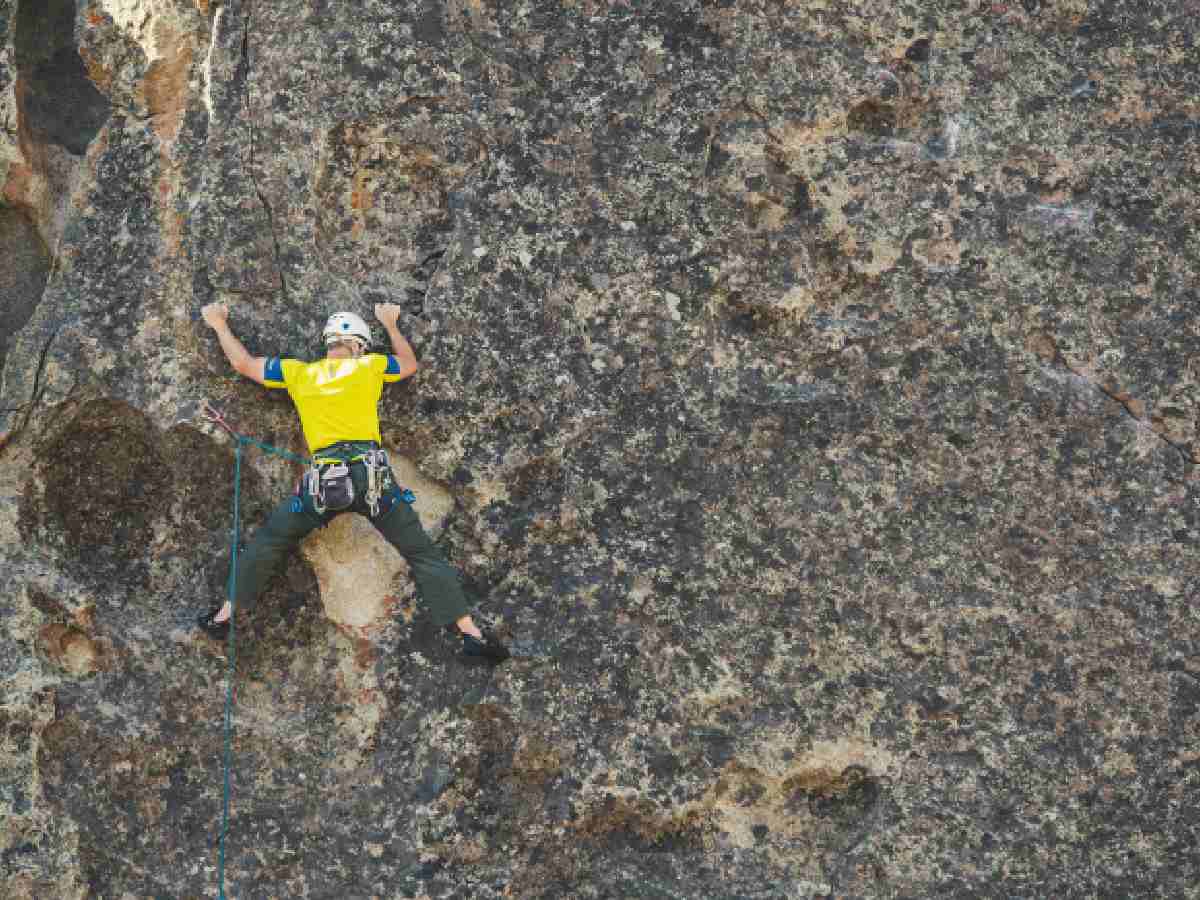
left=2, top=1, right=1199, bottom=897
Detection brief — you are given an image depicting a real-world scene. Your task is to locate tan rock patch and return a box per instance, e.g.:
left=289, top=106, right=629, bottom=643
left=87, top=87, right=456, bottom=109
left=702, top=737, right=901, bottom=851
left=391, top=453, right=455, bottom=532
left=38, top=623, right=107, bottom=676
left=301, top=453, right=453, bottom=630
left=302, top=514, right=407, bottom=629
left=911, top=237, right=961, bottom=272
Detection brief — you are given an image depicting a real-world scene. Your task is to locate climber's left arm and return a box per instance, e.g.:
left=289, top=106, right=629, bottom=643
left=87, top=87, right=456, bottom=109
left=201, top=303, right=268, bottom=385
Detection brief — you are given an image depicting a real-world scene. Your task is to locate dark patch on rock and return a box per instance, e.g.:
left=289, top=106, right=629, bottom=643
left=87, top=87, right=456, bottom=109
left=0, top=208, right=50, bottom=374
left=414, top=0, right=446, bottom=46
left=37, top=714, right=201, bottom=894
left=784, top=764, right=882, bottom=824
left=848, top=98, right=897, bottom=136
left=1172, top=672, right=1200, bottom=719
left=24, top=399, right=171, bottom=585
left=905, top=37, right=932, bottom=62
left=571, top=794, right=710, bottom=853
left=648, top=7, right=724, bottom=60
left=20, top=400, right=248, bottom=592
left=14, top=0, right=111, bottom=155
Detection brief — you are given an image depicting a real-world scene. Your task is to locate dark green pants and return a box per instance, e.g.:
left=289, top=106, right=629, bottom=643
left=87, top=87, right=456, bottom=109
left=229, top=461, right=469, bottom=628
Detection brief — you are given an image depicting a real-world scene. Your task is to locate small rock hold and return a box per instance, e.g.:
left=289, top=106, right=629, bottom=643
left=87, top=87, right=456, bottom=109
left=905, top=38, right=932, bottom=63
left=38, top=624, right=104, bottom=676
left=847, top=98, right=896, bottom=136
left=1069, top=75, right=1098, bottom=99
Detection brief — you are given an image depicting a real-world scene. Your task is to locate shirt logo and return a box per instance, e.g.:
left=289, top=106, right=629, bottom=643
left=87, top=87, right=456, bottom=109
left=313, top=359, right=360, bottom=386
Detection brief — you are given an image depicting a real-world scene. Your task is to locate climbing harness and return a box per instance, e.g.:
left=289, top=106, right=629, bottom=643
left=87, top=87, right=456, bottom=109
left=307, top=442, right=394, bottom=517
left=200, top=401, right=308, bottom=900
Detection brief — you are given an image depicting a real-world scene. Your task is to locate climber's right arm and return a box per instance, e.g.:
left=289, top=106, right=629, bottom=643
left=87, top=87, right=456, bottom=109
left=201, top=303, right=267, bottom=385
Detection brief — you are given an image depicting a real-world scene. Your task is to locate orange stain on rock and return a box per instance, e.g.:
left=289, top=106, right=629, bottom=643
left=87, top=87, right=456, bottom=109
left=79, top=46, right=115, bottom=93
left=156, top=161, right=186, bottom=258
left=74, top=605, right=97, bottom=631
left=161, top=208, right=185, bottom=257
left=354, top=637, right=377, bottom=670
left=2, top=161, right=34, bottom=210
left=38, top=623, right=107, bottom=676
left=140, top=25, right=195, bottom=144
left=350, top=170, right=374, bottom=211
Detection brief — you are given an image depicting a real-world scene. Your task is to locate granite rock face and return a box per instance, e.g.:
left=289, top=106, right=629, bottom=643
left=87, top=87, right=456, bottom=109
left=2, top=1, right=1199, bottom=897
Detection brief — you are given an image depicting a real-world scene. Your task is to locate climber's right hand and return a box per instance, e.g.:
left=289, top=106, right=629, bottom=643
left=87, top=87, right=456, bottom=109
left=374, top=303, right=403, bottom=328
left=201, top=302, right=229, bottom=330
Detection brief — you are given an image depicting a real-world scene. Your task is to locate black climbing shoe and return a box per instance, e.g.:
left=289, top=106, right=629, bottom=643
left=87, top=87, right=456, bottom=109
left=197, top=607, right=230, bottom=641
left=462, top=630, right=510, bottom=663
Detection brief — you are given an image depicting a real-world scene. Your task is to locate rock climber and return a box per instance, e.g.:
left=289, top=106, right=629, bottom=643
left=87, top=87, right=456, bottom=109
left=196, top=301, right=509, bottom=662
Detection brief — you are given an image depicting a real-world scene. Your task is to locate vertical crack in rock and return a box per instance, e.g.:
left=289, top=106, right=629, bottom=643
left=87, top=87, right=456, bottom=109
left=1032, top=332, right=1198, bottom=468
left=0, top=322, right=62, bottom=450
left=27, top=324, right=60, bottom=414
left=238, top=1, right=289, bottom=301
left=419, top=248, right=447, bottom=318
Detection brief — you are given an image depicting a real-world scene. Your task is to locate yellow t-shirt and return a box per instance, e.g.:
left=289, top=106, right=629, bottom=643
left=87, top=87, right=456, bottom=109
left=264, top=353, right=406, bottom=453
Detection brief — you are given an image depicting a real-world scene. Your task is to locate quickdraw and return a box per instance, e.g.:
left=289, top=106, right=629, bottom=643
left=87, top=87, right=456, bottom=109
left=363, top=447, right=389, bottom=517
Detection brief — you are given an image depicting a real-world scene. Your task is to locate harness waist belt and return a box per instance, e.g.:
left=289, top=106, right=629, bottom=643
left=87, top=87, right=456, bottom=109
left=312, top=440, right=381, bottom=464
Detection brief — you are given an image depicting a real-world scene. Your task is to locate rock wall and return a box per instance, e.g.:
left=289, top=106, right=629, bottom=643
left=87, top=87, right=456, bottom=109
left=2, top=1, right=1199, bottom=897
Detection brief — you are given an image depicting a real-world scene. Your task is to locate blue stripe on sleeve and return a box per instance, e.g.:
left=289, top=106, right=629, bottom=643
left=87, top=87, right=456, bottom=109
left=264, top=357, right=284, bottom=384
left=385, top=355, right=402, bottom=376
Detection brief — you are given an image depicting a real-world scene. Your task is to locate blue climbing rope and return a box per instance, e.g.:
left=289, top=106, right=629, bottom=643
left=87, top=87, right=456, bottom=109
left=204, top=403, right=309, bottom=900
left=217, top=437, right=242, bottom=900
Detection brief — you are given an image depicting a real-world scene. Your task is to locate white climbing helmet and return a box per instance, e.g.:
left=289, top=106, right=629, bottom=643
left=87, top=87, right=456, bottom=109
left=322, top=311, right=372, bottom=351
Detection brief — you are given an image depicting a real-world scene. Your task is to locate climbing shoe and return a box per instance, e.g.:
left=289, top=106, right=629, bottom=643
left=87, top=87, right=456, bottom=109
left=197, top=607, right=230, bottom=641
left=462, top=630, right=510, bottom=663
